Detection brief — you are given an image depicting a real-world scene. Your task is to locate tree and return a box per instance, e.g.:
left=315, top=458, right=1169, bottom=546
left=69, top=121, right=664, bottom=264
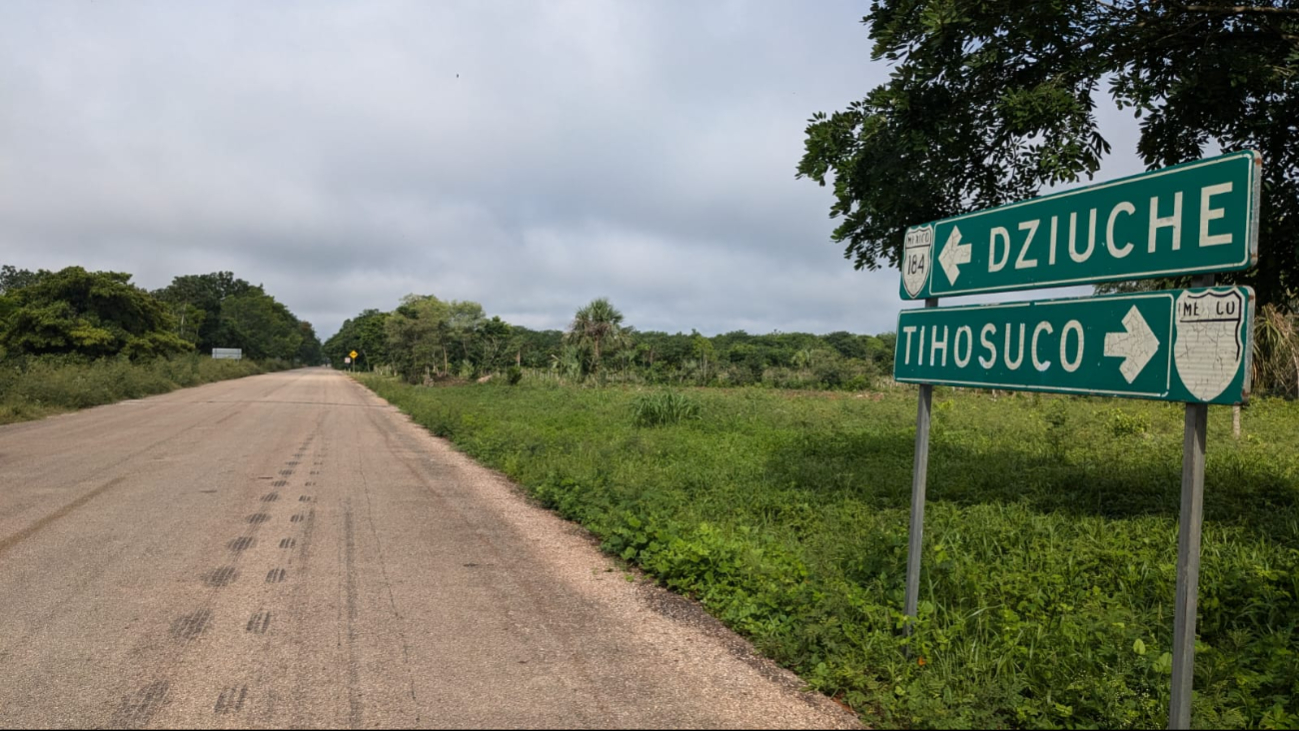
left=384, top=294, right=451, bottom=382
left=509, top=326, right=565, bottom=368
left=0, top=265, right=52, bottom=295
left=154, top=272, right=256, bottom=352
left=691, top=329, right=715, bottom=383
left=565, top=297, right=628, bottom=378
left=0, top=266, right=190, bottom=359
left=798, top=0, right=1299, bottom=309
left=324, top=309, right=389, bottom=370
left=165, top=302, right=206, bottom=346
left=217, top=289, right=303, bottom=361
left=296, top=321, right=324, bottom=365
left=446, top=300, right=486, bottom=372
left=476, top=316, right=513, bottom=373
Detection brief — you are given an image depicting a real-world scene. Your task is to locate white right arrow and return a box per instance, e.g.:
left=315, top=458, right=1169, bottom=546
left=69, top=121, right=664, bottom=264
left=938, top=225, right=972, bottom=285
left=1104, top=305, right=1160, bottom=383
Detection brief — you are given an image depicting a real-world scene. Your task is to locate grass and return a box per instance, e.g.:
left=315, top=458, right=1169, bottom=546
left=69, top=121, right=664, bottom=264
left=630, top=390, right=702, bottom=427
left=0, top=354, right=291, bottom=424
left=357, top=375, right=1299, bottom=729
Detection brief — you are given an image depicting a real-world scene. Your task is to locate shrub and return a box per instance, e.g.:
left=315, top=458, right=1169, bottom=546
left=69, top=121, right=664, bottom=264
left=0, top=354, right=288, bottom=424
left=1106, top=408, right=1151, bottom=437
left=630, top=390, right=701, bottom=427
left=507, top=365, right=523, bottom=386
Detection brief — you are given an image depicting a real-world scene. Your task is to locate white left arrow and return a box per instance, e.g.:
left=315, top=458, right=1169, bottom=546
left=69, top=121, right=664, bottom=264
left=1104, top=306, right=1160, bottom=383
left=938, top=226, right=972, bottom=285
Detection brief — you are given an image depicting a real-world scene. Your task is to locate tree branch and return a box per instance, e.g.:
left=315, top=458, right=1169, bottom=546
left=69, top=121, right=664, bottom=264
left=1162, top=1, right=1299, bottom=17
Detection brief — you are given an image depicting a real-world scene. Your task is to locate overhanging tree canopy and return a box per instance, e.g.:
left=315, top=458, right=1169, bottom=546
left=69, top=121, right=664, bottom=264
left=798, top=0, right=1299, bottom=308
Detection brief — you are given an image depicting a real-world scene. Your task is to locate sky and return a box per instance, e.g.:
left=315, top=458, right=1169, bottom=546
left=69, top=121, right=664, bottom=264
left=0, top=1, right=1146, bottom=340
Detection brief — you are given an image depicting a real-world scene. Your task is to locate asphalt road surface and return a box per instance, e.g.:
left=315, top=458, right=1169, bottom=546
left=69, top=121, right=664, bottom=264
left=0, top=369, right=858, bottom=729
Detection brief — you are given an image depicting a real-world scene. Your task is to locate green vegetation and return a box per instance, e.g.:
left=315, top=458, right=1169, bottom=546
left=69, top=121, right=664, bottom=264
left=0, top=266, right=190, bottom=360
left=357, top=376, right=1299, bottom=729
left=0, top=265, right=323, bottom=365
left=0, top=264, right=320, bottom=424
left=566, top=297, right=629, bottom=378
left=630, top=390, right=701, bottom=427
left=326, top=294, right=896, bottom=390
left=798, top=1, right=1298, bottom=311
left=152, top=270, right=323, bottom=363
left=0, top=354, right=287, bottom=424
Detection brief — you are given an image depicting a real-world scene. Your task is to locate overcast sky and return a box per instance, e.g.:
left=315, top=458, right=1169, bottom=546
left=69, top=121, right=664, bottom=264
left=0, top=1, right=1145, bottom=339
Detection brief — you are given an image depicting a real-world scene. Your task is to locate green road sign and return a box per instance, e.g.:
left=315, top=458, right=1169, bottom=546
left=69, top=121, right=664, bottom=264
left=899, top=151, right=1261, bottom=300
left=893, top=287, right=1253, bottom=404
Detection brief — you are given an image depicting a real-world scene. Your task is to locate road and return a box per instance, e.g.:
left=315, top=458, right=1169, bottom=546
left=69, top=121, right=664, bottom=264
left=0, top=369, right=858, bottom=729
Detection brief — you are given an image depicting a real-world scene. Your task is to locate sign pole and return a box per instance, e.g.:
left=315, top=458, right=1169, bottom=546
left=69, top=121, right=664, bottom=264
left=1169, top=275, right=1214, bottom=730
left=904, top=298, right=938, bottom=643
left=891, top=152, right=1260, bottom=727
left=1169, top=399, right=1207, bottom=729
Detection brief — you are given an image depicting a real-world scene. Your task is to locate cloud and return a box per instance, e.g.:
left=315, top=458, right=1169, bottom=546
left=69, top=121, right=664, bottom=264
left=0, top=1, right=1140, bottom=339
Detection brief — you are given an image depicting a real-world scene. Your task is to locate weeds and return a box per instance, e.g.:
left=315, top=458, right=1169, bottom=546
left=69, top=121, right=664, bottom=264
left=630, top=390, right=701, bottom=427
left=358, top=376, right=1299, bottom=729
left=1106, top=407, right=1151, bottom=437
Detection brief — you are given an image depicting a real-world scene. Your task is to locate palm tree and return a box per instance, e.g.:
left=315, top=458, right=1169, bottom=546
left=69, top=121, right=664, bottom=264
left=565, top=297, right=627, bottom=378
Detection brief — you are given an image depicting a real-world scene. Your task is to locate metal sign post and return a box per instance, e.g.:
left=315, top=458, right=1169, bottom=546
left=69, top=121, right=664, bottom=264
left=903, top=298, right=937, bottom=643
left=892, top=153, right=1262, bottom=730
left=1169, top=399, right=1208, bottom=729
left=1169, top=274, right=1214, bottom=730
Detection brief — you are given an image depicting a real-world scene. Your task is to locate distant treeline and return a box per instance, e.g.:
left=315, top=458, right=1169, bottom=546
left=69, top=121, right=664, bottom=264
left=324, top=295, right=896, bottom=390
left=0, top=265, right=323, bottom=364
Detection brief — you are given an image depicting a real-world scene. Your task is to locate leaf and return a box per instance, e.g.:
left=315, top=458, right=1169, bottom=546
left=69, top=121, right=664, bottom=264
left=1154, top=652, right=1174, bottom=675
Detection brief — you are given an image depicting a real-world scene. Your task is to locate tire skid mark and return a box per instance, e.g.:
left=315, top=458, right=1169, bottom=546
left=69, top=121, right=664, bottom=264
left=0, top=476, right=127, bottom=558
left=228, top=536, right=255, bottom=552
left=214, top=685, right=248, bottom=714
left=341, top=502, right=362, bottom=727
left=46, top=375, right=315, bottom=727
left=110, top=680, right=171, bottom=728
left=266, top=567, right=287, bottom=583
left=170, top=609, right=214, bottom=642
left=1, top=384, right=245, bottom=490
left=246, top=611, right=272, bottom=634
left=202, top=566, right=239, bottom=587
left=209, top=409, right=241, bottom=427
left=290, top=503, right=317, bottom=570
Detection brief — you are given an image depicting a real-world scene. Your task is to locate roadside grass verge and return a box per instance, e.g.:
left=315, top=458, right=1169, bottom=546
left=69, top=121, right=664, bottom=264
left=359, top=375, right=1299, bottom=729
left=0, top=354, right=291, bottom=424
